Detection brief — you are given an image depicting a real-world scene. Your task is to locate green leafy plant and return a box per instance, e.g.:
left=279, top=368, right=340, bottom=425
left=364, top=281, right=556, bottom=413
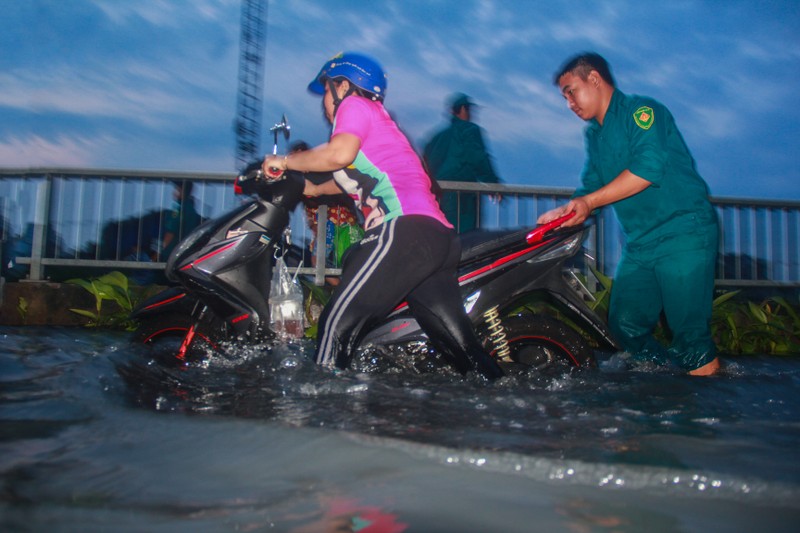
left=17, top=296, right=28, bottom=323
left=67, top=271, right=149, bottom=330
left=299, top=277, right=332, bottom=338
left=587, top=265, right=613, bottom=317
left=711, top=291, right=800, bottom=355
left=517, top=265, right=800, bottom=356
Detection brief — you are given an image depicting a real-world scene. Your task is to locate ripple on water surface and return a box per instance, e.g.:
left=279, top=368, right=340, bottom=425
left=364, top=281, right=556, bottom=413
left=1, top=327, right=799, bottom=531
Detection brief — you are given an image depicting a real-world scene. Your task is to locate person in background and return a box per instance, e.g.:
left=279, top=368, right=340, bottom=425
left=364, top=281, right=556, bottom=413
left=423, top=92, right=501, bottom=232
left=289, top=140, right=363, bottom=286
left=263, top=52, right=503, bottom=380
left=159, top=180, right=201, bottom=260
left=538, top=52, right=720, bottom=376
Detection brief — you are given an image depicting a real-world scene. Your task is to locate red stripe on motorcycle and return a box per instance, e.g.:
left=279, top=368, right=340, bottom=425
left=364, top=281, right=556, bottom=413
left=143, top=292, right=186, bottom=311
left=142, top=328, right=219, bottom=351
left=459, top=239, right=552, bottom=283
left=231, top=314, right=249, bottom=324
left=391, top=321, right=411, bottom=333
left=181, top=239, right=240, bottom=271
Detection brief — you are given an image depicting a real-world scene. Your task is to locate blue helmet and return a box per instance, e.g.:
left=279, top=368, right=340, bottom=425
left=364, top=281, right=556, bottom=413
left=308, top=52, right=387, bottom=101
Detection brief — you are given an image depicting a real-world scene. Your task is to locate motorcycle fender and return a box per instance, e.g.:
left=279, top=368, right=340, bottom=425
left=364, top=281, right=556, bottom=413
left=130, top=287, right=197, bottom=320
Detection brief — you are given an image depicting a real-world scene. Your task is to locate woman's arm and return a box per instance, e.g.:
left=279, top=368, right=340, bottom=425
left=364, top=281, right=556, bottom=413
left=263, top=133, right=361, bottom=174
left=304, top=178, right=344, bottom=197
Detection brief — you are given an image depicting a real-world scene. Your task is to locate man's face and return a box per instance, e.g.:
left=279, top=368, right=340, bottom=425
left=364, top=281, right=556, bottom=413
left=558, top=71, right=601, bottom=121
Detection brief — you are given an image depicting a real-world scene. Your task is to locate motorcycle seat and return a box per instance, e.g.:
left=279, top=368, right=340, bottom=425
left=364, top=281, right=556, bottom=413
left=458, top=227, right=531, bottom=265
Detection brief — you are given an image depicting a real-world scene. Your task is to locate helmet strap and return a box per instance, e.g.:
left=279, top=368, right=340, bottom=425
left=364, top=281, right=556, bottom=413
left=325, top=79, right=342, bottom=117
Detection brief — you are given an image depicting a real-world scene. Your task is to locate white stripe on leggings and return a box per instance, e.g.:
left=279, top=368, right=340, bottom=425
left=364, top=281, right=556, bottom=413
left=317, top=218, right=397, bottom=367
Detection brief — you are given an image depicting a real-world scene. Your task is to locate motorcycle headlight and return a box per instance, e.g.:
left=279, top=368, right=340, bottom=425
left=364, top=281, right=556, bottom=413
left=529, top=232, right=584, bottom=264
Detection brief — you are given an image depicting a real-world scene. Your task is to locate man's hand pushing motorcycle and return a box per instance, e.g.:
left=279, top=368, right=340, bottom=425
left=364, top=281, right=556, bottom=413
left=537, top=196, right=593, bottom=228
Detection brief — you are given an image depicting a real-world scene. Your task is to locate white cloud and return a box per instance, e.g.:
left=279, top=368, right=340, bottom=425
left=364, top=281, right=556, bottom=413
left=0, top=134, right=108, bottom=168
left=90, top=0, right=238, bottom=27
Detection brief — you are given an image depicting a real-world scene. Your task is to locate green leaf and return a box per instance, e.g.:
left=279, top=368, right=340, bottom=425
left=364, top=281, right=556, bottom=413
left=589, top=265, right=613, bottom=290
left=67, top=278, right=99, bottom=296
left=747, top=301, right=768, bottom=324
left=99, top=271, right=130, bottom=292
left=69, top=308, right=99, bottom=320
left=713, top=290, right=740, bottom=307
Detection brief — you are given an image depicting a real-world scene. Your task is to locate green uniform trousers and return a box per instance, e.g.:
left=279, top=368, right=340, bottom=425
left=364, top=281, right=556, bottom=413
left=609, top=227, right=718, bottom=370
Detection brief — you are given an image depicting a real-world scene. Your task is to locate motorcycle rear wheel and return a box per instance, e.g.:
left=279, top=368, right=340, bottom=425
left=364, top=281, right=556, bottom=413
left=485, top=314, right=595, bottom=372
left=134, top=312, right=227, bottom=365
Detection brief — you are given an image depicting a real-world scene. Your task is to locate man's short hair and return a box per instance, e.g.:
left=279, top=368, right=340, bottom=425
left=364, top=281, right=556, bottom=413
left=553, top=52, right=616, bottom=87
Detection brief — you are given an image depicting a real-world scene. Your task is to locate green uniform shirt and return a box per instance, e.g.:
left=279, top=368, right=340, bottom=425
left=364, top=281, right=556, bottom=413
left=577, top=89, right=716, bottom=250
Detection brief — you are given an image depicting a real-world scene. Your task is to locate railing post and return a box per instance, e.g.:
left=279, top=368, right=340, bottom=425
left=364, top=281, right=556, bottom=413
left=315, top=204, right=327, bottom=286
left=27, top=174, right=53, bottom=281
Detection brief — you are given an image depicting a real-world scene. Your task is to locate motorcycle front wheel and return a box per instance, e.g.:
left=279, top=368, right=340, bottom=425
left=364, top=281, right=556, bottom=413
left=134, top=312, right=227, bottom=366
left=484, top=314, right=595, bottom=372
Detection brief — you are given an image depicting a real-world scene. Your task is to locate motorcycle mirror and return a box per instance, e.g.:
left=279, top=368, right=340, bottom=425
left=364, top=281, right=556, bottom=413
left=269, top=115, right=291, bottom=154
left=281, top=114, right=290, bottom=141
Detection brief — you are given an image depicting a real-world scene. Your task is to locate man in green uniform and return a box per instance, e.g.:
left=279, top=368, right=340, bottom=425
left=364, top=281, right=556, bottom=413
left=423, top=93, right=501, bottom=232
left=538, top=52, right=720, bottom=376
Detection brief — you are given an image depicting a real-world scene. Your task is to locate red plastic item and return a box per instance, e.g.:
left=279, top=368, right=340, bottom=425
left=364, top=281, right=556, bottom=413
left=526, top=211, right=576, bottom=244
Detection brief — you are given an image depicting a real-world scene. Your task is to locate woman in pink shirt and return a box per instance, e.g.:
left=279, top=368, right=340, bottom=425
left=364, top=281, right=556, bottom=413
left=263, top=52, right=502, bottom=380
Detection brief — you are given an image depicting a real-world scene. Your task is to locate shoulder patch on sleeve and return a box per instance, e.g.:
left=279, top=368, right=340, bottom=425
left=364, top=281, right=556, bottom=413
left=633, top=106, right=654, bottom=130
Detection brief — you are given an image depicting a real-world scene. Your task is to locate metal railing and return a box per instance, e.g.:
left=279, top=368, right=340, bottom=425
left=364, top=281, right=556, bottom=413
left=1, top=168, right=799, bottom=288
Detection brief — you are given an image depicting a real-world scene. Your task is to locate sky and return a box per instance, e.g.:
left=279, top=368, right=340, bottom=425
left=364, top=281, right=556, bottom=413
left=1, top=0, right=799, bottom=201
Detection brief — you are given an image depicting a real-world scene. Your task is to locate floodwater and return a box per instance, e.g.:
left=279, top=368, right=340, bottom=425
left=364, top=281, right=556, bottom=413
left=1, top=327, right=799, bottom=532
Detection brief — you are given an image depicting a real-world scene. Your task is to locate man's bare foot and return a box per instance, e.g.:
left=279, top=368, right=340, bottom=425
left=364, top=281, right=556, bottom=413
left=688, top=357, right=720, bottom=376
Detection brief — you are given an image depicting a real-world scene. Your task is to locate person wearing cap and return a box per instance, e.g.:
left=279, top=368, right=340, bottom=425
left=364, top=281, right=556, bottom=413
left=537, top=52, right=720, bottom=376
left=423, top=92, right=501, bottom=232
left=262, top=52, right=503, bottom=380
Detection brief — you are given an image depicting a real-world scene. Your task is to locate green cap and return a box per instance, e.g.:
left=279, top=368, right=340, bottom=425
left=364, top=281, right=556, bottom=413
left=449, top=92, right=476, bottom=109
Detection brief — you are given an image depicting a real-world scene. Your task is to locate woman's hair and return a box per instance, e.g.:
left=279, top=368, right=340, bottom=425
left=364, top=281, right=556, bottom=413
left=553, top=52, right=616, bottom=87
left=331, top=77, right=381, bottom=102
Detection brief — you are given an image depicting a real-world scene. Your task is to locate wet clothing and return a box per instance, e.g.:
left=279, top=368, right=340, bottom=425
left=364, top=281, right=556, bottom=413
left=578, top=89, right=719, bottom=370
left=610, top=229, right=718, bottom=370
left=315, top=215, right=502, bottom=379
left=423, top=116, right=500, bottom=232
left=332, top=96, right=451, bottom=231
left=314, top=96, right=501, bottom=379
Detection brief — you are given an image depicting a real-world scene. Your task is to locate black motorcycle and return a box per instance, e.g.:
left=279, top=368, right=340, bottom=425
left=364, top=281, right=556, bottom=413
left=131, top=120, right=617, bottom=374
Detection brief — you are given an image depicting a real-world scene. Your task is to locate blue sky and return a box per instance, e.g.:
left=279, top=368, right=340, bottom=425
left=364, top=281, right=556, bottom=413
left=1, top=0, right=799, bottom=200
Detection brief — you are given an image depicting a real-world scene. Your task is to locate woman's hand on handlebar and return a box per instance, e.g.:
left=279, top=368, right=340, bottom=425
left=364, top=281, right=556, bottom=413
left=262, top=154, right=287, bottom=180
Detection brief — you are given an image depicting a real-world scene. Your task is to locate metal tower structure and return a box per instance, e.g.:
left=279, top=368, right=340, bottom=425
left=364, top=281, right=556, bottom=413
left=233, top=0, right=267, bottom=170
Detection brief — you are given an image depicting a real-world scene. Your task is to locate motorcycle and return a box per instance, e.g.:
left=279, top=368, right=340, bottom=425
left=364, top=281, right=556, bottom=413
left=130, top=118, right=618, bottom=375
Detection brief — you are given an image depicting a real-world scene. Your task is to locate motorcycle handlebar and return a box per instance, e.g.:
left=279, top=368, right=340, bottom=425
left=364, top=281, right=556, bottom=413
left=265, top=166, right=284, bottom=180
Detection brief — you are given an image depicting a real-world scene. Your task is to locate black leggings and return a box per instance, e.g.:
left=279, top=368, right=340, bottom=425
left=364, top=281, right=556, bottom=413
left=314, top=215, right=502, bottom=379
